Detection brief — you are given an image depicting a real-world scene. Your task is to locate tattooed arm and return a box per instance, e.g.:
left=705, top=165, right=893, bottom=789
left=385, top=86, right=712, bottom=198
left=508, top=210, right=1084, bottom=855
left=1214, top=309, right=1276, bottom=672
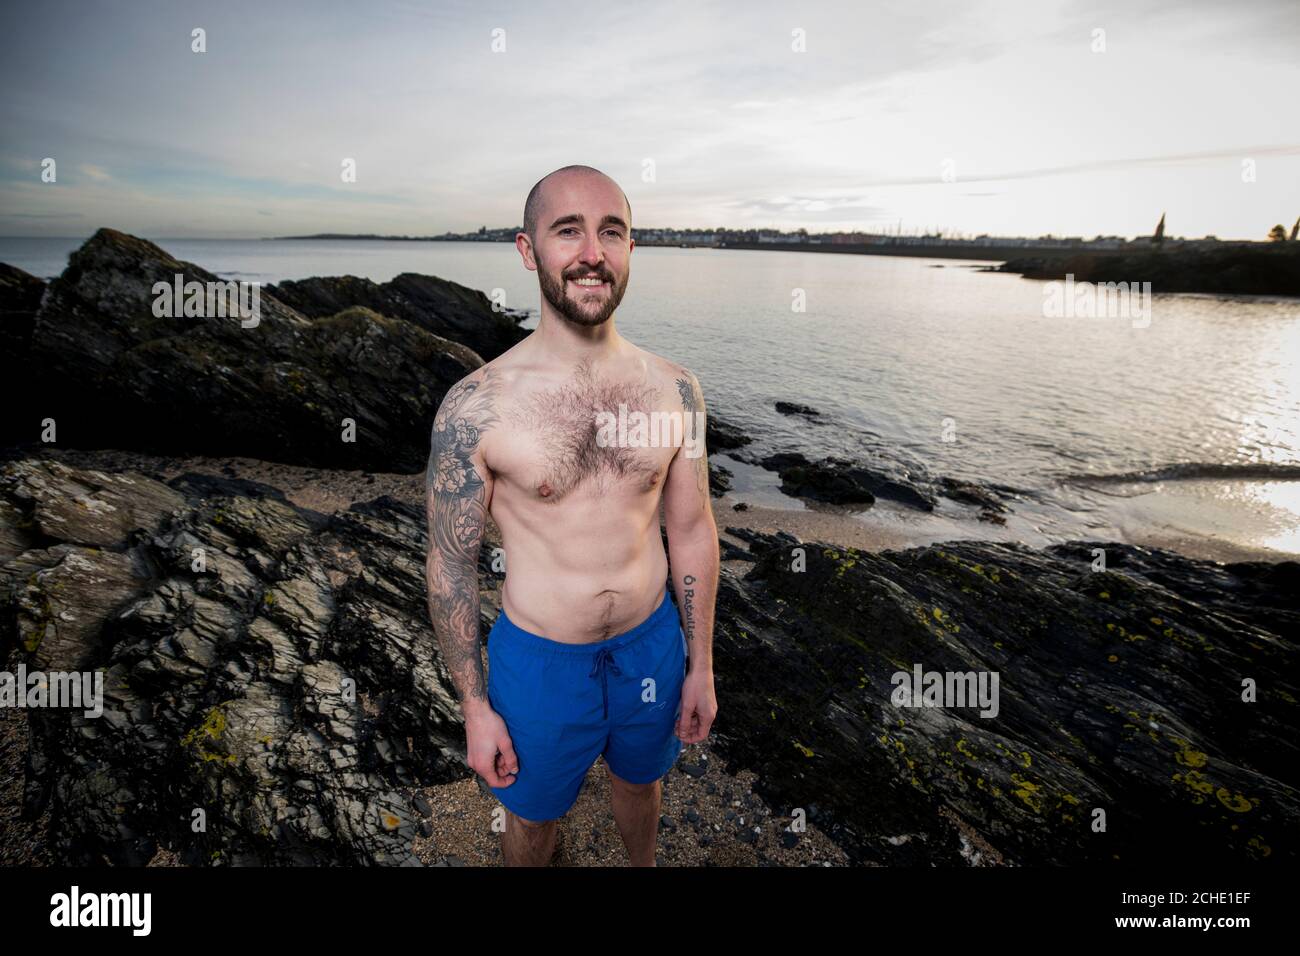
left=663, top=368, right=719, bottom=743
left=425, top=368, right=499, bottom=717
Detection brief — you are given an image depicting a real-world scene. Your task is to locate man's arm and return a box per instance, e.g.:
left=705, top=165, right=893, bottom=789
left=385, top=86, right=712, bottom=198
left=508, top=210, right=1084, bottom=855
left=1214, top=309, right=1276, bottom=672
left=663, top=369, right=720, bottom=703
left=425, top=367, right=498, bottom=716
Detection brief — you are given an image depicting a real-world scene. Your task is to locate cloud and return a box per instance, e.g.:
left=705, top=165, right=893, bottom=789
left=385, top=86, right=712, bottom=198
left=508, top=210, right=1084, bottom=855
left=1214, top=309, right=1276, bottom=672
left=800, top=144, right=1300, bottom=190
left=0, top=0, right=1296, bottom=238
left=0, top=211, right=84, bottom=220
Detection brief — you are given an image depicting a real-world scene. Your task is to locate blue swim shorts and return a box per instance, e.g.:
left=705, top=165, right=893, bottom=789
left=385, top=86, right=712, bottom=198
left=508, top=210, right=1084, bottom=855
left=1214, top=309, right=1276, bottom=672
left=485, top=588, right=688, bottom=823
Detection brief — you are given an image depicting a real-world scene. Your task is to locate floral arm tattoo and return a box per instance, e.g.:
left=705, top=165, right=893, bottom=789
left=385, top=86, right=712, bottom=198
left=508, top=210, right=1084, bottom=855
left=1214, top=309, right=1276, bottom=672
left=425, top=369, right=498, bottom=710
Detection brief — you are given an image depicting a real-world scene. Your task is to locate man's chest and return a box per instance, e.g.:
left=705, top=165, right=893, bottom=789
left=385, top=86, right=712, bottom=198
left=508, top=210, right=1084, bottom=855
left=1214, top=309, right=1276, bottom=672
left=483, top=374, right=683, bottom=503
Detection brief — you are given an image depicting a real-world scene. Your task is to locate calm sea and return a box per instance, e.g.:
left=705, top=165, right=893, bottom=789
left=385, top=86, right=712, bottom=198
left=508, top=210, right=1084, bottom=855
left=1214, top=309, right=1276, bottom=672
left=4, top=236, right=1298, bottom=556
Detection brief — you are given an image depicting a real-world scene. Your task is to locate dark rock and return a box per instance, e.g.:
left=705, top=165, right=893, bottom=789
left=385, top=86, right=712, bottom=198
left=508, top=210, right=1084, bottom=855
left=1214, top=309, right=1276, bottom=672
left=707, top=415, right=752, bottom=451
left=6, top=455, right=1293, bottom=868
left=16, top=229, right=483, bottom=472
left=758, top=452, right=936, bottom=510
left=267, top=272, right=528, bottom=362
left=0, top=456, right=482, bottom=865
left=713, top=536, right=1299, bottom=865
left=753, top=453, right=1016, bottom=518
left=997, top=243, right=1300, bottom=296
left=720, top=539, right=755, bottom=563
left=708, top=462, right=732, bottom=498
left=732, top=502, right=749, bottom=512
left=775, top=402, right=822, bottom=420
left=0, top=262, right=44, bottom=316
left=938, top=476, right=1008, bottom=514
left=723, top=527, right=801, bottom=554
left=0, top=264, right=48, bottom=446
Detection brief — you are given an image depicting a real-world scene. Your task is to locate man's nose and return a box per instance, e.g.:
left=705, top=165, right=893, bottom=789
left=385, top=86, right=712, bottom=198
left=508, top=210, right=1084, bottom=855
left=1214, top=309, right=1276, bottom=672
left=578, top=233, right=603, bottom=264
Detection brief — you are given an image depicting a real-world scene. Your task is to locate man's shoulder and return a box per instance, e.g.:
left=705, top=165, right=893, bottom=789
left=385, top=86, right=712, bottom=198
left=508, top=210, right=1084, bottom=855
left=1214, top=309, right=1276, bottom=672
left=442, top=348, right=526, bottom=402
left=435, top=361, right=506, bottom=427
left=646, top=351, right=703, bottom=411
left=625, top=342, right=697, bottom=391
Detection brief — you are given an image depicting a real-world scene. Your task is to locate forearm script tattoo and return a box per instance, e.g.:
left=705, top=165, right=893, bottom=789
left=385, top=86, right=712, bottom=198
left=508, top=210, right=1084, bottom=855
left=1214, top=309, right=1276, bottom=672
left=425, top=370, right=498, bottom=708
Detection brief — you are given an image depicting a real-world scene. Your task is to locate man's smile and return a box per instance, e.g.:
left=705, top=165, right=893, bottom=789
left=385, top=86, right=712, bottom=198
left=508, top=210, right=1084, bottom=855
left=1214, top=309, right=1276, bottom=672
left=567, top=273, right=611, bottom=293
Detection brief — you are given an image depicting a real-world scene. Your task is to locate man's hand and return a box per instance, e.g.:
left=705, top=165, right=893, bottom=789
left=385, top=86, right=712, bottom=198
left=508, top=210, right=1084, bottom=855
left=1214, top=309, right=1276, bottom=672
left=676, top=668, right=717, bottom=744
left=465, top=706, right=518, bottom=787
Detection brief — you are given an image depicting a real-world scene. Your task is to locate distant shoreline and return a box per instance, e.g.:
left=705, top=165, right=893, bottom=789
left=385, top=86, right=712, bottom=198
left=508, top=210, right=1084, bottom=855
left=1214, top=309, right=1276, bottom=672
left=258, top=233, right=1300, bottom=294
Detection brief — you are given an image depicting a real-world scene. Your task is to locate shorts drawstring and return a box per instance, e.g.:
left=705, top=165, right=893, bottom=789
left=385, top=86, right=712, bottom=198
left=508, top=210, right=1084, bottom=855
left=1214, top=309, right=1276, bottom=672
left=589, top=646, right=623, bottom=720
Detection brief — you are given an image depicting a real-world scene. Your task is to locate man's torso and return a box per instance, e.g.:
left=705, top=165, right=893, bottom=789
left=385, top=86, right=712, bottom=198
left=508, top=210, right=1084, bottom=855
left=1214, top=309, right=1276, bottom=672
left=479, top=341, right=688, bottom=643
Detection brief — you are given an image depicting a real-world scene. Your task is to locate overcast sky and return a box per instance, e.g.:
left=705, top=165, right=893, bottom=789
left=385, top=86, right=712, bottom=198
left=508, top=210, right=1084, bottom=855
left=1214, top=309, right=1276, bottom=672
left=1, top=0, right=1297, bottom=240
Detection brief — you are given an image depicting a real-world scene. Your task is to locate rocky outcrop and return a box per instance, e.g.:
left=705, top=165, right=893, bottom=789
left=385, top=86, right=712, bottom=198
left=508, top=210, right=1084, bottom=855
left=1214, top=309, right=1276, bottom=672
left=748, top=451, right=1015, bottom=518
left=1, top=457, right=494, bottom=865
left=707, top=415, right=753, bottom=452
left=709, top=461, right=733, bottom=497
left=997, top=243, right=1300, bottom=296
left=8, top=229, right=482, bottom=471
left=0, top=263, right=43, bottom=329
left=756, top=451, right=938, bottom=510
left=775, top=401, right=823, bottom=421
left=0, top=265, right=47, bottom=447
left=938, top=476, right=1010, bottom=524
left=713, top=530, right=1299, bottom=865
left=4, top=456, right=1295, bottom=866
left=267, top=273, right=528, bottom=362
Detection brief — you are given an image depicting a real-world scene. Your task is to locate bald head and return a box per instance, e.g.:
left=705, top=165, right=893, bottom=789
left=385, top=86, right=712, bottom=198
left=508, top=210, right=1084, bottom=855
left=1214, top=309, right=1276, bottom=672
left=523, top=165, right=631, bottom=244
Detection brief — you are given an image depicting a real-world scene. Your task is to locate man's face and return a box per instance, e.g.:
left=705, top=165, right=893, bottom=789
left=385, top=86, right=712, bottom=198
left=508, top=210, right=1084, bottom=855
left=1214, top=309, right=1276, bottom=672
left=525, top=173, right=632, bottom=327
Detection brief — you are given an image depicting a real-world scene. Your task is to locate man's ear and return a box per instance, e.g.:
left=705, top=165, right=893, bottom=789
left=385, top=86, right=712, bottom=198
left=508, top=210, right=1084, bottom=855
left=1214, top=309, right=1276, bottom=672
left=515, top=232, right=538, bottom=271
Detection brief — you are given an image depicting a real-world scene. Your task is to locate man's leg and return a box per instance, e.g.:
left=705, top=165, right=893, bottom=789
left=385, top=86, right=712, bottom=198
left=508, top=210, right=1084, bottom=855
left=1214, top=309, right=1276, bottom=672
left=606, top=764, right=662, bottom=867
left=501, top=808, right=559, bottom=866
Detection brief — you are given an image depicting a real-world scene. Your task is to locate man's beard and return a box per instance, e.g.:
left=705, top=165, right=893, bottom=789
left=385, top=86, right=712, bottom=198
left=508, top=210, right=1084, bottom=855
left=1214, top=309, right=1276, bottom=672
left=538, top=264, right=628, bottom=327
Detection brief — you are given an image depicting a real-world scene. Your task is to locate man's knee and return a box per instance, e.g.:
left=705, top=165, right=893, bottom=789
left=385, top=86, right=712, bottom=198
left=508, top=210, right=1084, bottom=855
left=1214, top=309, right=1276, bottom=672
left=606, top=766, right=658, bottom=793
left=508, top=809, right=557, bottom=830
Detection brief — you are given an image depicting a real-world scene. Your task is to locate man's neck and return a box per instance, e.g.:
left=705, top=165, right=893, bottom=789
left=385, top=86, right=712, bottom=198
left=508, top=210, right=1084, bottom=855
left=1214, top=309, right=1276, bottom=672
left=531, top=308, right=625, bottom=365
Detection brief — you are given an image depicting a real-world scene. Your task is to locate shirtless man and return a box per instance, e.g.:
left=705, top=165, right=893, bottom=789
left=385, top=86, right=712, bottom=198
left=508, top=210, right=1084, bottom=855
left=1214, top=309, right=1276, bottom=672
left=424, top=165, right=719, bottom=866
